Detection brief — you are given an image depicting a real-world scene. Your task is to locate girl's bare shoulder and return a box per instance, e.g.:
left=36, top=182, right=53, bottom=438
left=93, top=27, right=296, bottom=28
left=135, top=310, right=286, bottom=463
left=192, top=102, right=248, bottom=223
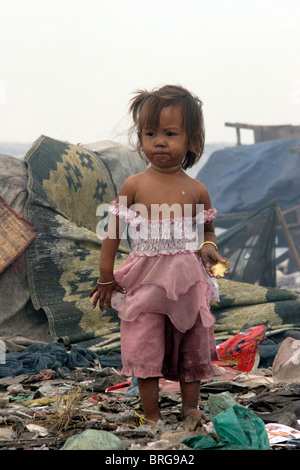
left=117, top=173, right=144, bottom=206
left=185, top=174, right=209, bottom=196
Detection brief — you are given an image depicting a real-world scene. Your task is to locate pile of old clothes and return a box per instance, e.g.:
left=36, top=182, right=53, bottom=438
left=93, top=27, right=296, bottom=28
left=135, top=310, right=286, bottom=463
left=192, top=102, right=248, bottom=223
left=0, top=342, right=100, bottom=378
left=248, top=383, right=300, bottom=429
left=258, top=329, right=300, bottom=368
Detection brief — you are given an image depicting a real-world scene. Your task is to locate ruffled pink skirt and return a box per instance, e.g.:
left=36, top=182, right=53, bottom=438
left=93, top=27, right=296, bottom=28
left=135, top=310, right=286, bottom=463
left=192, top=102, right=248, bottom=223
left=112, top=252, right=218, bottom=332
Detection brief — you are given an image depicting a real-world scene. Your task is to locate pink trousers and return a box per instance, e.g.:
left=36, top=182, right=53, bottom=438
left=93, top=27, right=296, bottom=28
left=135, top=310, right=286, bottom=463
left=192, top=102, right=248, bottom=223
left=120, top=312, right=218, bottom=382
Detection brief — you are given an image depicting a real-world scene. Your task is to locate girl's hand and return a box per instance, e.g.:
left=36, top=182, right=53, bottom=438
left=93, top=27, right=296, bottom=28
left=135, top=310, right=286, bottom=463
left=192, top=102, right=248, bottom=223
left=89, top=280, right=126, bottom=311
left=200, top=246, right=228, bottom=278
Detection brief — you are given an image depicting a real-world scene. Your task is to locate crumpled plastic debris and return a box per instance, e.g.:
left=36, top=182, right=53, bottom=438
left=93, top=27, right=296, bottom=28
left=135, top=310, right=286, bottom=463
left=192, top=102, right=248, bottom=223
left=60, top=429, right=126, bottom=450
left=183, top=404, right=270, bottom=450
left=272, top=337, right=300, bottom=383
left=214, top=324, right=267, bottom=373
left=203, top=391, right=238, bottom=421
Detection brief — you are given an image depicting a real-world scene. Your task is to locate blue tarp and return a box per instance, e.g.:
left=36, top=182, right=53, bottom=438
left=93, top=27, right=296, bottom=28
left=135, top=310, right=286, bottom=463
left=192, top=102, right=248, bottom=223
left=196, top=138, right=300, bottom=215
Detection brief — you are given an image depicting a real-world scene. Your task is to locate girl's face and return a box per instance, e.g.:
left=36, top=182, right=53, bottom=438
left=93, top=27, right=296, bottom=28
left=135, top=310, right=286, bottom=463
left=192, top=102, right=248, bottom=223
left=140, top=105, right=189, bottom=172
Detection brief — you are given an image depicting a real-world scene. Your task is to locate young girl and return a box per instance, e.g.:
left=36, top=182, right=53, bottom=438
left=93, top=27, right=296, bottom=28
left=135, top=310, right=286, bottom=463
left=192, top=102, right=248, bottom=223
left=90, top=85, right=227, bottom=424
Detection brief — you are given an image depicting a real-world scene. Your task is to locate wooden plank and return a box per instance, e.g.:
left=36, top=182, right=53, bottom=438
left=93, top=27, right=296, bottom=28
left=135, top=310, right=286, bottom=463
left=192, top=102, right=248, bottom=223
left=276, top=205, right=300, bottom=270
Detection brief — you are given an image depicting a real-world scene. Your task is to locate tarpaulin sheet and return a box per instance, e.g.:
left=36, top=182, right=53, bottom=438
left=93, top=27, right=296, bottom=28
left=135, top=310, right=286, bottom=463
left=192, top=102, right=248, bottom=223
left=196, top=138, right=300, bottom=214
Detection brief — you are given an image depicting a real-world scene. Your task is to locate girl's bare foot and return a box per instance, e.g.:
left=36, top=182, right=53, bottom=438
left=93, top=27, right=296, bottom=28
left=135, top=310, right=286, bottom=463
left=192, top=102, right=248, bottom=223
left=182, top=408, right=205, bottom=431
left=180, top=380, right=204, bottom=427
left=137, top=377, right=161, bottom=424
left=183, top=407, right=203, bottom=419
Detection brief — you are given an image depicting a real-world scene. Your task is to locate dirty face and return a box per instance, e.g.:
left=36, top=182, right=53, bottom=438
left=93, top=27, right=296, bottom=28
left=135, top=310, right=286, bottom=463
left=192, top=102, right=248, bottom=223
left=140, top=105, right=189, bottom=172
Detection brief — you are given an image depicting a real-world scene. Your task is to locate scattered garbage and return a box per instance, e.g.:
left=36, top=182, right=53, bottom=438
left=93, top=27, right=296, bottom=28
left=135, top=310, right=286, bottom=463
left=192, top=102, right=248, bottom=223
left=265, top=423, right=300, bottom=446
left=0, top=327, right=300, bottom=450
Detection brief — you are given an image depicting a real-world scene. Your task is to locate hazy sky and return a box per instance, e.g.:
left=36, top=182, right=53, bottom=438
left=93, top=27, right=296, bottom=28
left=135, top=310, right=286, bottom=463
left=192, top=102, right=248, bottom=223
left=0, top=0, right=299, bottom=146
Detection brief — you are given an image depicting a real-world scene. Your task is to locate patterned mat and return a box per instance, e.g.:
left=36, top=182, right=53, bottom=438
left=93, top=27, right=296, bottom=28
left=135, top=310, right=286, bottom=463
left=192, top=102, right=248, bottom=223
left=0, top=196, right=36, bottom=273
left=24, top=136, right=128, bottom=345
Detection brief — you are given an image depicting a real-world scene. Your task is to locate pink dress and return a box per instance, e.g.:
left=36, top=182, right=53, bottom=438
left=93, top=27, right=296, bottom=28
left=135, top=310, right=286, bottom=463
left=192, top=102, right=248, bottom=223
left=108, top=201, right=220, bottom=381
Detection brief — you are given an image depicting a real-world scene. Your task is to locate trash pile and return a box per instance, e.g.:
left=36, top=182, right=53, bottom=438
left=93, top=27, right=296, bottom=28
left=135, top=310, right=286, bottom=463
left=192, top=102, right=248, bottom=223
left=1, top=324, right=300, bottom=451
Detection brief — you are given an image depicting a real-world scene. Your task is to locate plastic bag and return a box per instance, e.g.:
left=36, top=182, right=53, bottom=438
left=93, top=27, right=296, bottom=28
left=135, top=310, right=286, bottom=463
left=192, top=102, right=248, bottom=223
left=183, top=404, right=270, bottom=450
left=272, top=337, right=300, bottom=383
left=61, top=429, right=126, bottom=450
left=214, top=324, right=267, bottom=372
left=203, top=391, right=238, bottom=421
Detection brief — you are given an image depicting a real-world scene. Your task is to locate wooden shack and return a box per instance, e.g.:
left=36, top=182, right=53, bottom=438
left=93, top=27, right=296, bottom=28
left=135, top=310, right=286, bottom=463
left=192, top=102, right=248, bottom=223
left=225, top=122, right=300, bottom=146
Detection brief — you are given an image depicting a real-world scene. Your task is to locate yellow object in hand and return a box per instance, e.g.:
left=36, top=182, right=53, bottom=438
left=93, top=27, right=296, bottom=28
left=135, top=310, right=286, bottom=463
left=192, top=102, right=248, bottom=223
left=211, top=258, right=229, bottom=277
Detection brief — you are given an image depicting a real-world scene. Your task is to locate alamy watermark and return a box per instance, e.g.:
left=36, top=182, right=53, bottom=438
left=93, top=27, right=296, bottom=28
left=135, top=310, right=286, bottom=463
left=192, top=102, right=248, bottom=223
left=95, top=197, right=205, bottom=251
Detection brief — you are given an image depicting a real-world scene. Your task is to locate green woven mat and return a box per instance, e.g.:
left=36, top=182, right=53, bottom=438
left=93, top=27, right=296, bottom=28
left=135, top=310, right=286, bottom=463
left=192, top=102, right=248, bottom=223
left=213, top=278, right=300, bottom=339
left=24, top=135, right=128, bottom=346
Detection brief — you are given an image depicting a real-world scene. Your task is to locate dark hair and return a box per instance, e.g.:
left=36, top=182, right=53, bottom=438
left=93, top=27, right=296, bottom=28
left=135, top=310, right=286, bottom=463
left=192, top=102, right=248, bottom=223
left=129, top=85, right=205, bottom=170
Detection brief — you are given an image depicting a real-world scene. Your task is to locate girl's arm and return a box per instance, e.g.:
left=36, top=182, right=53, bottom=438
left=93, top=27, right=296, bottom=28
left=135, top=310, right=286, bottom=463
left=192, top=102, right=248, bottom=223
left=89, top=216, right=125, bottom=311
left=89, top=176, right=135, bottom=311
